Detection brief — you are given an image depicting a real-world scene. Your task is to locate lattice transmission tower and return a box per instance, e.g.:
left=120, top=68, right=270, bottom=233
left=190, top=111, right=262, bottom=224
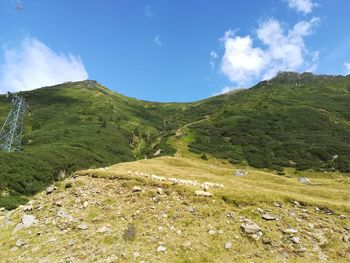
left=0, top=93, right=30, bottom=152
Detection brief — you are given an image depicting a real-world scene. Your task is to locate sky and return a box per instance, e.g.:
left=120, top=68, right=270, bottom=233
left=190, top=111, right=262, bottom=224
left=0, top=0, right=349, bottom=102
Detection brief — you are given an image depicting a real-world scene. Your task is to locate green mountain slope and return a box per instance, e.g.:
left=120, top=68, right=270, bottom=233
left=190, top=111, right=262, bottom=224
left=187, top=72, right=350, bottom=172
left=0, top=72, right=349, bottom=209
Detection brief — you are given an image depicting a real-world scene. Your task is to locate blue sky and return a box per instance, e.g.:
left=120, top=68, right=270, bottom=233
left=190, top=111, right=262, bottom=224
left=0, top=0, right=349, bottom=102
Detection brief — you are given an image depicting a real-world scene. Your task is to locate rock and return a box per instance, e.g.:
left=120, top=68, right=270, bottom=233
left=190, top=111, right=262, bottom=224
left=68, top=240, right=76, bottom=246
left=14, top=214, right=38, bottom=232
left=16, top=239, right=26, bottom=247
left=292, top=200, right=301, bottom=207
left=218, top=230, right=224, bottom=234
left=187, top=206, right=196, bottom=213
left=156, top=245, right=167, bottom=252
left=298, top=177, right=311, bottom=185
left=284, top=228, right=298, bottom=234
left=225, top=241, right=232, bottom=250
left=133, top=251, right=140, bottom=258
left=176, top=229, right=182, bottom=235
left=157, top=188, right=163, bottom=195
left=23, top=203, right=33, bottom=212
left=83, top=201, right=88, bottom=208
left=262, top=214, right=276, bottom=220
left=208, top=229, right=216, bottom=235
left=342, top=235, right=349, bottom=242
left=262, top=239, right=271, bottom=245
left=77, top=222, right=88, bottom=230
left=194, top=190, right=212, bottom=197
left=274, top=202, right=282, bottom=208
left=291, top=236, right=300, bottom=244
left=241, top=222, right=261, bottom=234
left=339, top=214, right=347, bottom=220
left=154, top=149, right=162, bottom=156
left=132, top=186, right=142, bottom=192
left=97, top=226, right=111, bottom=234
left=46, top=185, right=56, bottom=194
left=257, top=208, right=264, bottom=213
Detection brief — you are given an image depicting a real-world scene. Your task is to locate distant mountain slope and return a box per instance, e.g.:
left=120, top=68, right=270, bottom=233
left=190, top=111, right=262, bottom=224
left=0, top=72, right=349, bottom=209
left=188, top=72, right=350, bottom=172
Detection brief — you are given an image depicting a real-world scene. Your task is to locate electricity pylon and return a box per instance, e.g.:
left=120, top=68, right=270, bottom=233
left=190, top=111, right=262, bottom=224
left=0, top=93, right=30, bottom=152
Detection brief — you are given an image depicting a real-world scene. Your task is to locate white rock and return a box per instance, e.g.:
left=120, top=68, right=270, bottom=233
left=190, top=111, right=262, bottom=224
left=97, top=226, right=111, bottom=234
left=208, top=229, right=216, bottom=235
left=77, top=222, right=88, bottom=230
left=156, top=245, right=167, bottom=252
left=298, top=177, right=311, bottom=185
left=225, top=241, right=232, bottom=250
left=291, top=236, right=300, bottom=244
left=262, top=214, right=276, bottom=220
left=16, top=239, right=26, bottom=247
left=284, top=228, right=298, bottom=234
left=241, top=222, right=261, bottom=234
left=132, top=186, right=142, bottom=192
left=46, top=185, right=56, bottom=194
left=157, top=188, right=163, bottom=195
left=133, top=251, right=140, bottom=258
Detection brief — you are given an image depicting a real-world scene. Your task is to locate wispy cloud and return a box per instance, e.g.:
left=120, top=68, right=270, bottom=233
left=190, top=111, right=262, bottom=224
left=144, top=5, right=154, bottom=18
left=344, top=62, right=350, bottom=75
left=0, top=37, right=88, bottom=93
left=285, top=0, right=317, bottom=14
left=209, top=50, right=218, bottom=69
left=154, top=35, right=162, bottom=47
left=219, top=17, right=319, bottom=86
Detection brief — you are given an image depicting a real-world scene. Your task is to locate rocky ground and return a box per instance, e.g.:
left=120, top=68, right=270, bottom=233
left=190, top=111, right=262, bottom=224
left=0, top=157, right=349, bottom=262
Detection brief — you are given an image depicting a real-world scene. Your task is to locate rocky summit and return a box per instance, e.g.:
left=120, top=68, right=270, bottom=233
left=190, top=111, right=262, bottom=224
left=0, top=156, right=349, bottom=262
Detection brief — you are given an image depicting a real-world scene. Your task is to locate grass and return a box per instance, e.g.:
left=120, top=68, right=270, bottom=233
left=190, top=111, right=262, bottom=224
left=0, top=155, right=349, bottom=262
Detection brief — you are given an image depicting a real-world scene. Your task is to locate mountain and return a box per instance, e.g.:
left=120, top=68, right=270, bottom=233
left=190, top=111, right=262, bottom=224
left=0, top=72, right=349, bottom=209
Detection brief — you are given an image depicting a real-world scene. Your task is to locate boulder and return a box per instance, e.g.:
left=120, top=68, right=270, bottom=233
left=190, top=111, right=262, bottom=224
left=46, top=186, right=56, bottom=194
left=132, top=186, right=142, bottom=192
left=262, top=214, right=276, bottom=221
left=240, top=222, right=261, bottom=234
left=156, top=245, right=167, bottom=252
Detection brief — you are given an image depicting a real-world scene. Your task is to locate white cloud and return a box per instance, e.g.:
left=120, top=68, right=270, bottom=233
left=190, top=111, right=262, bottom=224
left=144, top=5, right=154, bottom=18
left=345, top=62, right=350, bottom=75
left=212, top=86, right=244, bottom=96
left=209, top=50, right=218, bottom=69
left=154, top=35, right=162, bottom=47
left=0, top=38, right=88, bottom=93
left=219, top=17, right=319, bottom=86
left=285, top=0, right=316, bottom=14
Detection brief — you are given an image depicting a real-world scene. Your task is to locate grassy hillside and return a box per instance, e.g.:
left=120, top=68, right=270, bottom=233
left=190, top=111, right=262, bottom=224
left=0, top=72, right=349, bottom=209
left=0, top=156, right=349, bottom=262
left=188, top=72, right=350, bottom=172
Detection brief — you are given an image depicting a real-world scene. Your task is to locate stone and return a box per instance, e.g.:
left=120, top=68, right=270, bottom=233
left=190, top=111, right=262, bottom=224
left=133, top=251, right=140, bottom=258
left=218, top=230, right=224, bottom=234
left=154, top=149, right=162, bottom=157
left=342, top=235, right=349, bottom=242
left=14, top=214, right=38, bottom=232
left=262, top=214, right=276, bottom=220
left=68, top=240, right=76, bottom=246
left=274, top=202, right=282, bottom=208
left=291, top=236, right=300, bottom=244
left=298, top=177, right=311, bottom=185
left=132, top=186, right=142, bottom=192
left=208, top=229, right=216, bottom=235
left=225, top=241, right=232, bottom=250
left=83, top=201, right=88, bottom=208
left=157, top=188, right=163, bottom=195
left=339, top=214, right=347, bottom=220
left=46, top=185, right=56, bottom=194
left=284, top=228, right=298, bottom=234
left=16, top=239, right=26, bottom=247
left=194, top=190, right=212, bottom=197
left=77, top=222, right=88, bottom=230
left=156, top=245, right=167, bottom=252
left=241, top=222, right=261, bottom=234
left=97, top=226, right=111, bottom=234
left=23, top=203, right=33, bottom=212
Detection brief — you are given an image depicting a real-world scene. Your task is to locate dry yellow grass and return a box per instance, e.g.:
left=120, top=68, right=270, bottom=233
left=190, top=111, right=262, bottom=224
left=0, top=155, right=349, bottom=262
